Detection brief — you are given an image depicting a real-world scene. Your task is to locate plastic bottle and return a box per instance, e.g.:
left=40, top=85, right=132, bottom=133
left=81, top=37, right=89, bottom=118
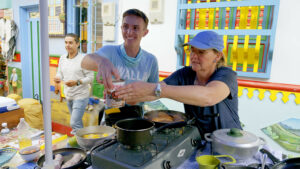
left=17, top=118, right=32, bottom=149
left=1, top=122, right=10, bottom=135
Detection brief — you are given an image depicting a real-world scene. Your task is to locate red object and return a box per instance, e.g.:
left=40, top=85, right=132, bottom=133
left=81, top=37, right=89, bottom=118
left=225, top=9, right=230, bottom=28
left=158, top=71, right=300, bottom=93
left=50, top=57, right=60, bottom=67
left=258, top=8, right=264, bottom=27
left=247, top=8, right=252, bottom=27
left=238, top=79, right=300, bottom=93
left=52, top=122, right=73, bottom=136
left=13, top=53, right=21, bottom=62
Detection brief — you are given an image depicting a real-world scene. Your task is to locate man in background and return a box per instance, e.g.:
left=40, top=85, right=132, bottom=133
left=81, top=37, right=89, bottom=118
left=54, top=33, right=94, bottom=134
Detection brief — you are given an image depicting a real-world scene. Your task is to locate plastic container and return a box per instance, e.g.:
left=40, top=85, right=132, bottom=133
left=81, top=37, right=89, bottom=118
left=105, top=79, right=125, bottom=108
left=17, top=118, right=32, bottom=149
left=1, top=122, right=10, bottom=135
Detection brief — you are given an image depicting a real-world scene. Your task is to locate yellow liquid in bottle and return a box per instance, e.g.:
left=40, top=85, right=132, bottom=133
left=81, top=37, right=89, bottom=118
left=19, top=136, right=32, bottom=149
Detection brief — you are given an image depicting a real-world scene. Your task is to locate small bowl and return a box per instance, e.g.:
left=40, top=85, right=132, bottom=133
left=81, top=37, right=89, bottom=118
left=19, top=145, right=41, bottom=162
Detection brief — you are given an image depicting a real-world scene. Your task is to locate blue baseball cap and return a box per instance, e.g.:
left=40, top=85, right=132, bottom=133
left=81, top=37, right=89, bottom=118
left=184, top=31, right=224, bottom=52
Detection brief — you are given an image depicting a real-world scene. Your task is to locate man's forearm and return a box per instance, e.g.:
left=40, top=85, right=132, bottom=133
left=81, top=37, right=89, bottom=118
left=81, top=53, right=101, bottom=71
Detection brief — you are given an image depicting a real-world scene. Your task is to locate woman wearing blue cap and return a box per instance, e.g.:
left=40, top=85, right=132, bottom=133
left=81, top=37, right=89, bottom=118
left=115, top=30, right=242, bottom=135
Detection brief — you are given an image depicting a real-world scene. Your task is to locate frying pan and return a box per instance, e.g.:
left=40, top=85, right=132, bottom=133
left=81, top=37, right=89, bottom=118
left=221, top=164, right=257, bottom=169
left=35, top=148, right=88, bottom=169
left=221, top=163, right=269, bottom=169
left=260, top=148, right=300, bottom=169
left=144, top=110, right=187, bottom=128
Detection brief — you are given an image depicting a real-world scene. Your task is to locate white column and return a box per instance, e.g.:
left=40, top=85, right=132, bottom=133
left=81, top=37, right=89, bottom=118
left=39, top=0, right=54, bottom=168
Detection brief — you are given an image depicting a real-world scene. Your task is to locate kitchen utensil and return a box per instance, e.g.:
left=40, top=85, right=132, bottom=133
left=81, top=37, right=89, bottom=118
left=115, top=117, right=194, bottom=147
left=104, top=105, right=143, bottom=126
left=36, top=147, right=88, bottom=169
left=75, top=125, right=116, bottom=150
left=144, top=110, right=187, bottom=128
left=105, top=79, right=125, bottom=108
left=221, top=164, right=258, bottom=169
left=91, top=125, right=201, bottom=169
left=115, top=118, right=154, bottom=147
left=261, top=153, right=267, bottom=169
left=205, top=128, right=266, bottom=160
left=260, top=148, right=300, bottom=169
left=196, top=155, right=236, bottom=169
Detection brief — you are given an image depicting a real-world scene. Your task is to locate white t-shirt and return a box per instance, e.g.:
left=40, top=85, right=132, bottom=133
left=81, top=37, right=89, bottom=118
left=56, top=53, right=94, bottom=100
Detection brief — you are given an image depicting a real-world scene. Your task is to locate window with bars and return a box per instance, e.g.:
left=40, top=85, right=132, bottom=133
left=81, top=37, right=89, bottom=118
left=175, top=0, right=280, bottom=78
left=70, top=0, right=103, bottom=54
left=48, top=0, right=65, bottom=35
left=68, top=0, right=104, bottom=98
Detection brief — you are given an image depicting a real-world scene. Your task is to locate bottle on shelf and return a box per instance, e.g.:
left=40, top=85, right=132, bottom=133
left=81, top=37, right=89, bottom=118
left=17, top=118, right=32, bottom=149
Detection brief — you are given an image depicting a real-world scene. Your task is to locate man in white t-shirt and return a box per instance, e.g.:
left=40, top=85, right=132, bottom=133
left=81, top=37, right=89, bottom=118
left=54, top=33, right=94, bottom=134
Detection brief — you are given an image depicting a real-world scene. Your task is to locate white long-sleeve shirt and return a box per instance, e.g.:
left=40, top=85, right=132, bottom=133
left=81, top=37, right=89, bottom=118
left=55, top=53, right=94, bottom=100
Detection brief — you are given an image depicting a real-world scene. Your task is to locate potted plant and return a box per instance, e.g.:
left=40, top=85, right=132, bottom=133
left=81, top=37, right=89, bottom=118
left=59, top=13, right=65, bottom=23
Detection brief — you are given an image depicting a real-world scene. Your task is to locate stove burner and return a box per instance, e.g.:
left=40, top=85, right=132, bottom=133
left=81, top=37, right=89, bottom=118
left=91, top=125, right=201, bottom=169
left=121, top=144, right=143, bottom=150
left=114, top=143, right=159, bottom=167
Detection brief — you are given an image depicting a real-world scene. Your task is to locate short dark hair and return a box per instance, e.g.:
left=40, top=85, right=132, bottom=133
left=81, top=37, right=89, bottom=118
left=65, top=33, right=79, bottom=43
left=122, top=9, right=149, bottom=28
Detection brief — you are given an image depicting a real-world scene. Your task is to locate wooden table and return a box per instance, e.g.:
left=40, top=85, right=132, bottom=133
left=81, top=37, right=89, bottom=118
left=0, top=108, right=24, bottom=130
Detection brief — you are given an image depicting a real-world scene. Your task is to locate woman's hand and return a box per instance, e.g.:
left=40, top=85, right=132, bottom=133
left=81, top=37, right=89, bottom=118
left=115, top=81, right=157, bottom=103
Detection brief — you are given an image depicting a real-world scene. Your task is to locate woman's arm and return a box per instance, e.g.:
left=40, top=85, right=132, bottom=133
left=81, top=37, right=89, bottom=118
left=116, top=80, right=230, bottom=107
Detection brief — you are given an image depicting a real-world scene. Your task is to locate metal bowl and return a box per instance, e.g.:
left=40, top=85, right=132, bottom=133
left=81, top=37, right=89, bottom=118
left=75, top=125, right=116, bottom=150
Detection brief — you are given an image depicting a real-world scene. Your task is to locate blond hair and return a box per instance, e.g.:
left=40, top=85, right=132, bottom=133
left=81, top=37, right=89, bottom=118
left=213, top=49, right=226, bottom=68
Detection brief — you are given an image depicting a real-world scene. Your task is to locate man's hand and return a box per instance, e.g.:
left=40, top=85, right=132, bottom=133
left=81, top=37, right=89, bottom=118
left=96, top=57, right=120, bottom=90
left=65, top=80, right=77, bottom=87
left=54, top=77, right=61, bottom=83
left=81, top=53, right=120, bottom=90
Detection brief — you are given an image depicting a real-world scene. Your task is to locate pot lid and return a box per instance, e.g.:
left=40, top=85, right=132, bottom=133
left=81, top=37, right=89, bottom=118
left=212, top=128, right=260, bottom=147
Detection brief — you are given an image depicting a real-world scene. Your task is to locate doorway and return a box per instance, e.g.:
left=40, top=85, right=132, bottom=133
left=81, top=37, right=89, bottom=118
left=19, top=6, right=42, bottom=101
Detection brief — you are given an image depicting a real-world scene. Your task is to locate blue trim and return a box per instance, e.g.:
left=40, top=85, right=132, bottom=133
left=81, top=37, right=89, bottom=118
left=67, top=0, right=76, bottom=33
left=19, top=6, right=33, bottom=98
left=30, top=17, right=41, bottom=100
left=94, top=1, right=97, bottom=51
left=174, top=0, right=184, bottom=69
left=87, top=0, right=93, bottom=53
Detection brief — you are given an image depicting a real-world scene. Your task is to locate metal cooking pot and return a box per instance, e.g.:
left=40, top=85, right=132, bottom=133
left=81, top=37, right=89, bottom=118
left=75, top=125, right=116, bottom=150
left=205, top=128, right=266, bottom=160
left=115, top=118, right=155, bottom=147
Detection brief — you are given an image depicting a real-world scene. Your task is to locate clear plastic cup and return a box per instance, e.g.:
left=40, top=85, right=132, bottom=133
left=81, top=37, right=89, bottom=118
left=105, top=79, right=125, bottom=108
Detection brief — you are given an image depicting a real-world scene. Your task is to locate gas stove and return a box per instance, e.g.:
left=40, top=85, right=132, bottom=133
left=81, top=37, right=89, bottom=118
left=91, top=125, right=201, bottom=169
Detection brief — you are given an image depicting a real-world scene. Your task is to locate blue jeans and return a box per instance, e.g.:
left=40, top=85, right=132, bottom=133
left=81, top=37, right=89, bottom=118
left=67, top=98, right=89, bottom=132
